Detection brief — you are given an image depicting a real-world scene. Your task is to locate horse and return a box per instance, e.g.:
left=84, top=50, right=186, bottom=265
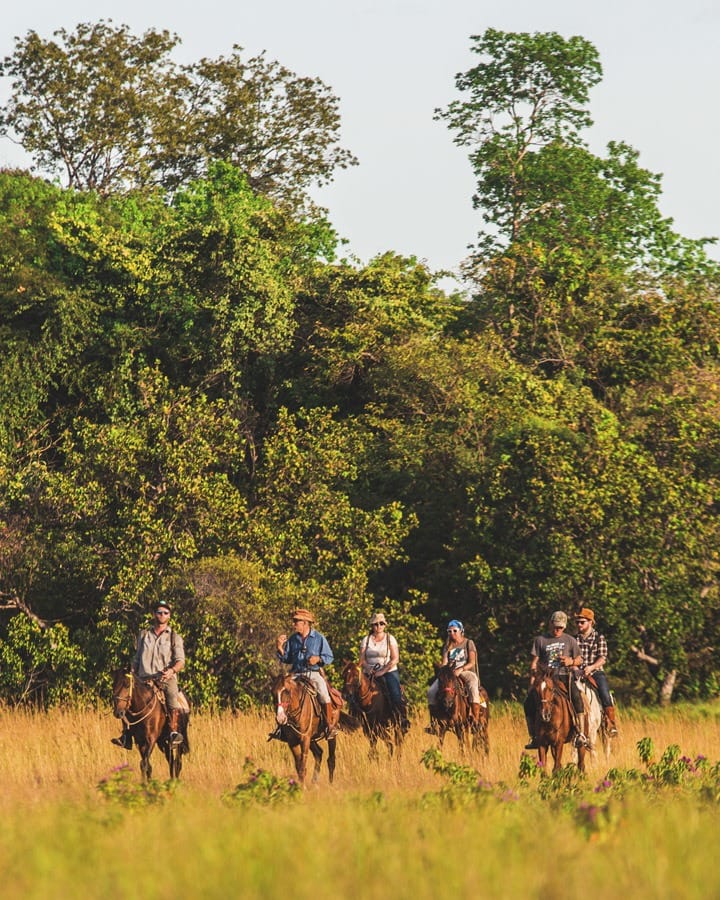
left=270, top=673, right=337, bottom=784
left=341, top=660, right=404, bottom=759
left=529, top=663, right=586, bottom=774
left=575, top=676, right=616, bottom=762
left=428, top=663, right=490, bottom=755
left=111, top=670, right=190, bottom=781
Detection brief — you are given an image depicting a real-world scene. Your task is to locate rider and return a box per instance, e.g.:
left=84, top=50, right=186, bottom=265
left=427, top=619, right=484, bottom=726
left=359, top=611, right=410, bottom=732
left=574, top=607, right=619, bottom=736
left=112, top=599, right=186, bottom=749
left=524, top=610, right=589, bottom=750
left=276, top=608, right=339, bottom=739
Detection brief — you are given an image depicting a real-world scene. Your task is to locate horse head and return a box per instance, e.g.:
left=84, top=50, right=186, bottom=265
left=436, top=663, right=462, bottom=713
left=341, top=660, right=361, bottom=697
left=532, top=663, right=570, bottom=724
left=111, top=669, right=134, bottom=719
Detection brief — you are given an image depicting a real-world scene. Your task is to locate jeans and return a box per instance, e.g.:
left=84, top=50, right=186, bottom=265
left=379, top=670, right=403, bottom=708
left=590, top=670, right=614, bottom=708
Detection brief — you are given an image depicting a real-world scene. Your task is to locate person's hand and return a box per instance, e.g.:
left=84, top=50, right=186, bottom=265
left=308, top=655, right=321, bottom=666
left=276, top=633, right=287, bottom=651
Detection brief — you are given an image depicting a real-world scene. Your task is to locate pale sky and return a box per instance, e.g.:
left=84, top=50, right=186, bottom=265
left=2, top=1, right=719, bottom=282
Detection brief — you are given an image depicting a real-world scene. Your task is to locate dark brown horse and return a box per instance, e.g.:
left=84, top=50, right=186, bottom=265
left=428, top=664, right=490, bottom=755
left=341, top=661, right=404, bottom=759
left=271, top=673, right=337, bottom=784
left=111, top=670, right=190, bottom=780
left=530, top=664, right=586, bottom=774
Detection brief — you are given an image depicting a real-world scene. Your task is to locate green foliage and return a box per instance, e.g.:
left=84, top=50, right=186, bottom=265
left=0, top=21, right=356, bottom=210
left=0, top=616, right=86, bottom=705
left=97, top=762, right=176, bottom=807
left=222, top=757, right=302, bottom=806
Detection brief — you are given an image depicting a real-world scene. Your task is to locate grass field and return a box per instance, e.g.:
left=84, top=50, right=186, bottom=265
left=2, top=702, right=720, bottom=898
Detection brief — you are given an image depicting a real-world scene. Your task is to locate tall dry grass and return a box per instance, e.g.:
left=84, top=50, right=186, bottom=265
left=2, top=701, right=720, bottom=805
left=2, top=702, right=720, bottom=898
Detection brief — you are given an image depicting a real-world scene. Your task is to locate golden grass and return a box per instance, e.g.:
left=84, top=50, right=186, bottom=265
left=2, top=701, right=720, bottom=806
left=3, top=702, right=720, bottom=899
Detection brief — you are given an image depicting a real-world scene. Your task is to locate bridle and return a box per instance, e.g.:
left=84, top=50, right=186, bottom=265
left=113, top=672, right=161, bottom=727
left=275, top=676, right=314, bottom=736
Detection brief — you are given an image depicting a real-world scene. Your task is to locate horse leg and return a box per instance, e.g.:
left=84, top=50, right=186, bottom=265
left=288, top=741, right=306, bottom=783
left=537, top=744, right=548, bottom=776
left=309, top=739, right=323, bottom=784
left=552, top=740, right=564, bottom=773
left=326, top=736, right=336, bottom=784
left=576, top=743, right=587, bottom=773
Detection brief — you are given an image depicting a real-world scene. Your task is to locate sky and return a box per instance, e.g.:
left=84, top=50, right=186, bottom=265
left=2, top=1, right=719, bottom=283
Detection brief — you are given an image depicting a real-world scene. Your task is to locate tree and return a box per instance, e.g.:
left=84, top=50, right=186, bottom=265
left=0, top=21, right=356, bottom=211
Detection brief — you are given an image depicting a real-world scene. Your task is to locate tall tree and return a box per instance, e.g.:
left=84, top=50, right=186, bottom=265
left=0, top=21, right=356, bottom=211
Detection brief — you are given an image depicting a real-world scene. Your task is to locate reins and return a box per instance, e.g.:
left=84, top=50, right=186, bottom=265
left=113, top=672, right=162, bottom=726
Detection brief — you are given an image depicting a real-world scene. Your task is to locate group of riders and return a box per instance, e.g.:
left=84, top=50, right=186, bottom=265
left=112, top=602, right=618, bottom=750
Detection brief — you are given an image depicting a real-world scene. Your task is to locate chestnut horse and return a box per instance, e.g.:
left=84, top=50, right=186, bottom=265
left=428, top=664, right=490, bottom=755
left=341, top=661, right=404, bottom=759
left=111, top=670, right=190, bottom=780
left=529, top=664, right=586, bottom=774
left=271, top=673, right=337, bottom=784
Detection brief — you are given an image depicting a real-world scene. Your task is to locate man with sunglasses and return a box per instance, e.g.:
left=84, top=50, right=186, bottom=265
left=112, top=599, right=186, bottom=749
left=276, top=608, right=339, bottom=738
left=574, top=607, right=618, bottom=736
left=523, top=610, right=588, bottom=750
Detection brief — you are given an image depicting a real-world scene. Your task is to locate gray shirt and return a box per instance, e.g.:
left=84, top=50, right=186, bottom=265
left=133, top=626, right=185, bottom=678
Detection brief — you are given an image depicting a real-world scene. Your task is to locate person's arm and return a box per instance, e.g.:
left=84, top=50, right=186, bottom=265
left=529, top=652, right=539, bottom=683
left=585, top=633, right=608, bottom=675
left=561, top=638, right=581, bottom=668
left=308, top=633, right=333, bottom=668
left=276, top=633, right=290, bottom=662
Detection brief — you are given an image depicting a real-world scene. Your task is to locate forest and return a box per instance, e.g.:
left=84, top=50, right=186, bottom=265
left=0, top=23, right=719, bottom=710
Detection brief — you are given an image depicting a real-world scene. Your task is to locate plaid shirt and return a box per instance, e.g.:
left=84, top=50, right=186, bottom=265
left=577, top=628, right=608, bottom=670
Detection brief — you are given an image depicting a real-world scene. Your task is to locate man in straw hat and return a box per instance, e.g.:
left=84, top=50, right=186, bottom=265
left=574, top=607, right=619, bottom=736
left=276, top=608, right=339, bottom=738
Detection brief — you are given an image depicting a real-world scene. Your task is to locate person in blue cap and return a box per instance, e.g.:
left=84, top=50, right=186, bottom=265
left=427, top=619, right=483, bottom=724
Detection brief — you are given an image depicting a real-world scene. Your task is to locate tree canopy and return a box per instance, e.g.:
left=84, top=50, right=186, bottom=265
left=0, top=25, right=719, bottom=709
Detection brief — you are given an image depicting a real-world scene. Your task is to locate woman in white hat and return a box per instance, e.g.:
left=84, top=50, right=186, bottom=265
left=359, top=612, right=410, bottom=732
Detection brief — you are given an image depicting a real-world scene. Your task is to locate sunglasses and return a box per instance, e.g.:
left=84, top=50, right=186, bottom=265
left=371, top=622, right=386, bottom=627
left=576, top=618, right=589, bottom=624
left=155, top=610, right=170, bottom=616
left=448, top=628, right=460, bottom=633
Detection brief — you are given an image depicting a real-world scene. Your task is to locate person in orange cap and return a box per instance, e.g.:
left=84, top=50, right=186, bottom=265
left=574, top=607, right=618, bottom=736
left=276, top=608, right=338, bottom=738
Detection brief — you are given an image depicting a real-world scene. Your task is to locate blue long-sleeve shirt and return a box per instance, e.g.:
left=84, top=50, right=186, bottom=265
left=278, top=629, right=334, bottom=672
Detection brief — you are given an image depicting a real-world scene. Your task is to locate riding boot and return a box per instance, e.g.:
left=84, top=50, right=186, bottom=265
left=111, top=726, right=132, bottom=750
left=603, top=705, right=619, bottom=736
left=168, top=708, right=184, bottom=746
left=323, top=702, right=339, bottom=739
left=573, top=712, right=590, bottom=748
left=524, top=713, right=539, bottom=749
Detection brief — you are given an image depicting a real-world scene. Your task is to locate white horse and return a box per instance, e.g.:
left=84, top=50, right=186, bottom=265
left=573, top=677, right=615, bottom=765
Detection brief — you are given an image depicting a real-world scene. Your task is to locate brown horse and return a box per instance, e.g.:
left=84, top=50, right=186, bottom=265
left=271, top=673, right=337, bottom=784
left=341, top=661, right=404, bottom=759
left=428, top=664, right=490, bottom=755
left=529, top=664, right=586, bottom=774
left=111, top=670, right=190, bottom=780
